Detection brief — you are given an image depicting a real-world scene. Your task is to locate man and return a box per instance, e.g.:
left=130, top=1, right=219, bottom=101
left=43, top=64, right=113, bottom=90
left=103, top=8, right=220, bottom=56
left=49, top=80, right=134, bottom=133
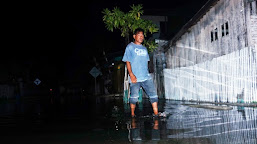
left=122, top=28, right=159, bottom=117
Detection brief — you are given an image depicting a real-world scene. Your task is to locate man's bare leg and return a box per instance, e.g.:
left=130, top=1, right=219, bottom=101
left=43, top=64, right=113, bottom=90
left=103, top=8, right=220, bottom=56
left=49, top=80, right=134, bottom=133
left=130, top=103, right=136, bottom=117
left=152, top=102, right=158, bottom=115
left=153, top=119, right=159, bottom=130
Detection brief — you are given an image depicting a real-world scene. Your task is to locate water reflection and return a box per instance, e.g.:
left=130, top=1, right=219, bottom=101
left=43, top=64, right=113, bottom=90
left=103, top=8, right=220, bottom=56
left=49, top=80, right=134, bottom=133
left=127, top=117, right=162, bottom=143
left=123, top=100, right=257, bottom=144
left=164, top=101, right=257, bottom=144
left=129, top=117, right=142, bottom=141
left=0, top=96, right=256, bottom=144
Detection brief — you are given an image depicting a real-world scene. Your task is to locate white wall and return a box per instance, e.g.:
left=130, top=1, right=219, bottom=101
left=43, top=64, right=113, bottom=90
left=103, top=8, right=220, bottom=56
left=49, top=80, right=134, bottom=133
left=164, top=0, right=257, bottom=103
left=164, top=46, right=257, bottom=103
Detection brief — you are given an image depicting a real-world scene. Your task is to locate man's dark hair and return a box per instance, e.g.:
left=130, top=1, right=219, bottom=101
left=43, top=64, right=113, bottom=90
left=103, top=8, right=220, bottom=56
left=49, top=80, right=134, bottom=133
left=133, top=28, right=144, bottom=35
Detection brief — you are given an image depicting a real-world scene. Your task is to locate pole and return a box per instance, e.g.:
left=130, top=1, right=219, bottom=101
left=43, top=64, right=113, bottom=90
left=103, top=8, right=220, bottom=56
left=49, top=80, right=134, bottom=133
left=95, top=77, right=97, bottom=95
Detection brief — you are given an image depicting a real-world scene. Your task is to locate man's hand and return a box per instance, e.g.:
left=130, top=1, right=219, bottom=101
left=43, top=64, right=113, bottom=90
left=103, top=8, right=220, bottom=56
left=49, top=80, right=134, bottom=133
left=130, top=74, right=137, bottom=83
left=126, top=61, right=137, bottom=83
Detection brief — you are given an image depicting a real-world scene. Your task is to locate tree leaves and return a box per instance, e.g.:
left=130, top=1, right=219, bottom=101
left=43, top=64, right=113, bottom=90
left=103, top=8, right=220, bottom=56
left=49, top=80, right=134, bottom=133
left=102, top=4, right=159, bottom=52
left=143, top=40, right=158, bottom=53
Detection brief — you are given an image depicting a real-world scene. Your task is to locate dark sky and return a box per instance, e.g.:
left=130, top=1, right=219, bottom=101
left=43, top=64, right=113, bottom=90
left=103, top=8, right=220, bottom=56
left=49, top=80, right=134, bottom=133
left=3, top=0, right=209, bottom=85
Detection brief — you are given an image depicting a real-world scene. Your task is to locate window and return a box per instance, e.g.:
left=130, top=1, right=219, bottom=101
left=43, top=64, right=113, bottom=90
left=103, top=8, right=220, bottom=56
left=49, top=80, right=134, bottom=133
left=211, top=31, right=214, bottom=42
left=250, top=2, right=253, bottom=15
left=212, top=21, right=229, bottom=43
left=211, top=28, right=219, bottom=42
left=225, top=22, right=229, bottom=35
left=221, top=24, right=225, bottom=37
left=249, top=1, right=257, bottom=15
left=214, top=28, right=218, bottom=40
left=221, top=21, right=229, bottom=37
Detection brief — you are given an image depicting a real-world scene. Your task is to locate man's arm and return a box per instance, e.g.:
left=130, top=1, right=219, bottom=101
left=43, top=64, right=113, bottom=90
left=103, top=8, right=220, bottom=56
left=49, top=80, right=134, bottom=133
left=126, top=61, right=137, bottom=83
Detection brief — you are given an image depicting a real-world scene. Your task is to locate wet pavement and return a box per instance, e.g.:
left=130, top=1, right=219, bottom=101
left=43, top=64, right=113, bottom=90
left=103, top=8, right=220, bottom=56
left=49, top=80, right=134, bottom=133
left=0, top=95, right=256, bottom=144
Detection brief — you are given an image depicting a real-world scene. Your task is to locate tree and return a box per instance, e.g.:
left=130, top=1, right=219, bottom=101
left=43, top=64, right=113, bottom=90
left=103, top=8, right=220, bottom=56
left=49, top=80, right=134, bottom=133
left=102, top=4, right=159, bottom=52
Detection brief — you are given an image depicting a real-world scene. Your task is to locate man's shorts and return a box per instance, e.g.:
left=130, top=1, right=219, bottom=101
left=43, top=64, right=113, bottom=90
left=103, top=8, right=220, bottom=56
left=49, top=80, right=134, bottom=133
left=129, top=78, right=158, bottom=104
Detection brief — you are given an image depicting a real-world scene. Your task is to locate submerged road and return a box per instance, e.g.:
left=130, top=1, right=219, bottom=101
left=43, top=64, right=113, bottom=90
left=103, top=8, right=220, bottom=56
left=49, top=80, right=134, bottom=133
left=0, top=95, right=256, bottom=144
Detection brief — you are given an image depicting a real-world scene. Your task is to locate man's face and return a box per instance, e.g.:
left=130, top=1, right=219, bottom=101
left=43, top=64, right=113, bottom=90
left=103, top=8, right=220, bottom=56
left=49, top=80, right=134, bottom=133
left=133, top=31, right=144, bottom=44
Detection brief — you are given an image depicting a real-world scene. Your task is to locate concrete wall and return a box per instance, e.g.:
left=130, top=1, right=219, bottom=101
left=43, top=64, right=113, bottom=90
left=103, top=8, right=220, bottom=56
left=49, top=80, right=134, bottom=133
left=164, top=0, right=257, bottom=103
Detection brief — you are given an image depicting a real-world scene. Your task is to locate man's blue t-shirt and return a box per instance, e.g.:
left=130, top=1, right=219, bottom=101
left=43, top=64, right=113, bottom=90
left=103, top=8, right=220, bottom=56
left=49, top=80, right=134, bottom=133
left=122, top=42, right=151, bottom=83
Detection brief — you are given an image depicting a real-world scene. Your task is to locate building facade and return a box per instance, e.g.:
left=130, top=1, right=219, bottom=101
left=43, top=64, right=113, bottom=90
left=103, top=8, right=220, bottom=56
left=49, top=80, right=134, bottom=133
left=164, top=0, right=257, bottom=103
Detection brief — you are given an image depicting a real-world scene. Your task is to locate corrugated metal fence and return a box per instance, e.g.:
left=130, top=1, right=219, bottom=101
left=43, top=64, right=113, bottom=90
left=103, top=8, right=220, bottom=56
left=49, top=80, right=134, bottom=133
left=164, top=46, right=257, bottom=103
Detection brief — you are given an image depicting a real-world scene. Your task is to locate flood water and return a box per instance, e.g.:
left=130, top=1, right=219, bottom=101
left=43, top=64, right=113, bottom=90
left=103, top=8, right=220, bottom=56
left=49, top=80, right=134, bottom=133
left=0, top=95, right=256, bottom=144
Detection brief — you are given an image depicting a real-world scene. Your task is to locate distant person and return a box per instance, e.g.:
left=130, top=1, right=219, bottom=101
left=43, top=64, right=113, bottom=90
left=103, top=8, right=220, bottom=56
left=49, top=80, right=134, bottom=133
left=122, top=28, right=159, bottom=117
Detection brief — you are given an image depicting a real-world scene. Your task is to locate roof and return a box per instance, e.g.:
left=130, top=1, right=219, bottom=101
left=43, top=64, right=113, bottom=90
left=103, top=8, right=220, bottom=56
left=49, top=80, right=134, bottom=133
left=165, top=0, right=220, bottom=51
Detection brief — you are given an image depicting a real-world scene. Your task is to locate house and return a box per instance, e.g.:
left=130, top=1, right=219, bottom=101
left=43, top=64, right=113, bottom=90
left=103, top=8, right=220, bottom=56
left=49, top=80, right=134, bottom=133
left=164, top=0, right=257, bottom=103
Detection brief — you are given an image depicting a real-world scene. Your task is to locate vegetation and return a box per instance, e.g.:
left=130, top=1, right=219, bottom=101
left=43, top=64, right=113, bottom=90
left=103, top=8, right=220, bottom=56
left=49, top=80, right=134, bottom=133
left=102, top=4, right=159, bottom=52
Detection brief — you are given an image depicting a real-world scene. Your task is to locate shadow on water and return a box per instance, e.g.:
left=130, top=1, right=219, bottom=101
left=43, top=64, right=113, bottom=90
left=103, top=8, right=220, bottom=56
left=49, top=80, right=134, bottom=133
left=0, top=95, right=256, bottom=144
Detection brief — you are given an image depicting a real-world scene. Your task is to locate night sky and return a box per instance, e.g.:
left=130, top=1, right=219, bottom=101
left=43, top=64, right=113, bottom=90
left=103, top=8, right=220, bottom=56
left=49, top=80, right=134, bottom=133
left=2, top=0, right=208, bottom=88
